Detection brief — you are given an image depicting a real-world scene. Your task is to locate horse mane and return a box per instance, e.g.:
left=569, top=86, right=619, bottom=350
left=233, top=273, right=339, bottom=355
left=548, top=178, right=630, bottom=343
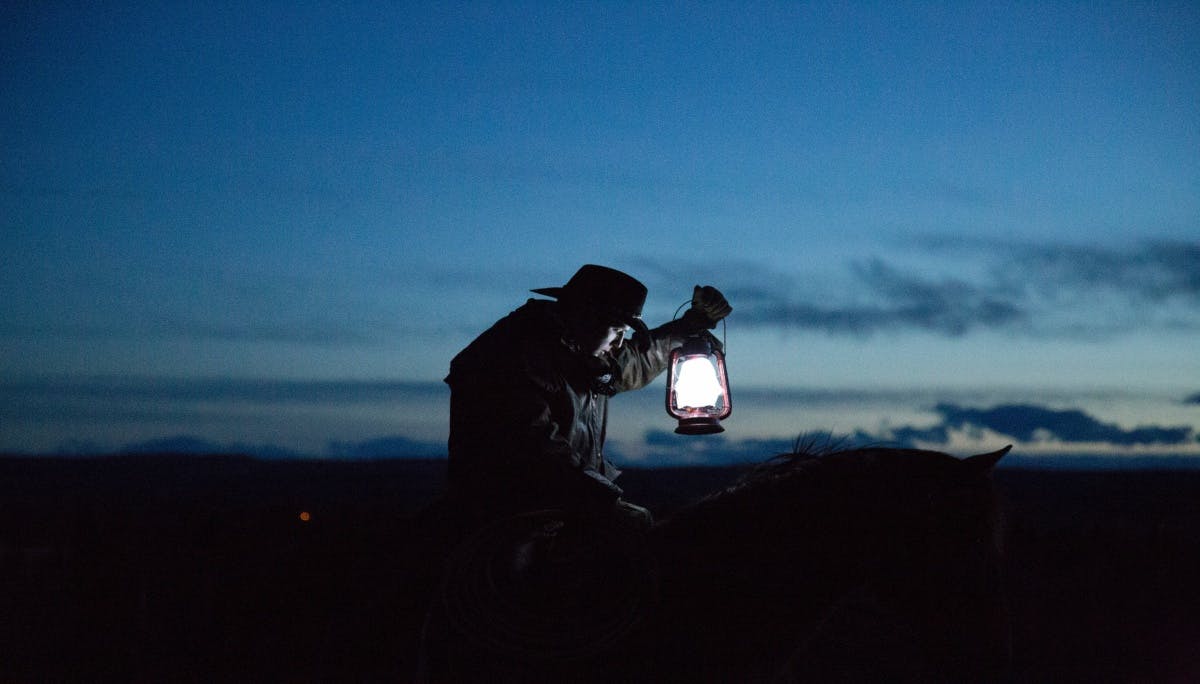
left=675, top=434, right=930, bottom=512
left=726, top=432, right=856, bottom=489
left=654, top=435, right=1005, bottom=557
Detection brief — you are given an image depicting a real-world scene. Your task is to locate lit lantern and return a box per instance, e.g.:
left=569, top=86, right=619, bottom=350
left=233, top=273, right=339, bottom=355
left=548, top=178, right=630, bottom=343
left=665, top=333, right=731, bottom=434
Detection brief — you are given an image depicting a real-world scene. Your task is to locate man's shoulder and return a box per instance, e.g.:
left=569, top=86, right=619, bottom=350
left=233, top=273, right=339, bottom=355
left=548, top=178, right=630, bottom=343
left=479, top=299, right=558, bottom=340
left=447, top=300, right=567, bottom=389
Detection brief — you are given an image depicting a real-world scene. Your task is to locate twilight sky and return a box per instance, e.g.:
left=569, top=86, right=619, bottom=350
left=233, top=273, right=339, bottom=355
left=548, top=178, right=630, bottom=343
left=3, top=2, right=1198, bottom=463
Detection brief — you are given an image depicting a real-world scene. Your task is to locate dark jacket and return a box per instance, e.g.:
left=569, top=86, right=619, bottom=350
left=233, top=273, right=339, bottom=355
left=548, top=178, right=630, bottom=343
left=444, top=299, right=680, bottom=524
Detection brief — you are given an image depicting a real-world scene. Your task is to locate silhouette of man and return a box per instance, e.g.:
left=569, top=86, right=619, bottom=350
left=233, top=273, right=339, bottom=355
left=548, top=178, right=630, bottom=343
left=444, top=264, right=730, bottom=533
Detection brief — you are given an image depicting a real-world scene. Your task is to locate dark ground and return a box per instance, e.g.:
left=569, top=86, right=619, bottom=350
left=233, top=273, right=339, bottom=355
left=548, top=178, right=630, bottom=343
left=2, top=456, right=1198, bottom=682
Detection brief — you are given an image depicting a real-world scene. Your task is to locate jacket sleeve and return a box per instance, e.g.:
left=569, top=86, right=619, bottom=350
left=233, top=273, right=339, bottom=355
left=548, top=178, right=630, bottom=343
left=610, top=324, right=688, bottom=392
left=520, top=385, right=625, bottom=503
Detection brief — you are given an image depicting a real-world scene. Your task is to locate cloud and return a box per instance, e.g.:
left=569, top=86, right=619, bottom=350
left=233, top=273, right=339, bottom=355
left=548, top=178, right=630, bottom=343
left=0, top=316, right=384, bottom=347
left=874, top=403, right=1195, bottom=448
left=0, top=255, right=406, bottom=347
left=616, top=399, right=1198, bottom=467
left=2, top=377, right=446, bottom=408
left=731, top=259, right=1026, bottom=336
left=708, top=259, right=1028, bottom=337
left=1003, top=240, right=1200, bottom=304
left=616, top=430, right=796, bottom=466
left=939, top=238, right=1200, bottom=337
left=1185, top=393, right=1200, bottom=406
left=36, top=432, right=447, bottom=460
left=661, top=239, right=1199, bottom=339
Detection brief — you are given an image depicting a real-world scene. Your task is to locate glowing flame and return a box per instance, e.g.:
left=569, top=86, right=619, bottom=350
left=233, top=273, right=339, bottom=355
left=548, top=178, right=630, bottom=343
left=674, top=356, right=723, bottom=408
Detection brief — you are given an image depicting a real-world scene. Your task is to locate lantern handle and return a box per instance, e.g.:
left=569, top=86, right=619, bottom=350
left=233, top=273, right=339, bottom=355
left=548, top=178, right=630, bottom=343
left=671, top=299, right=728, bottom=352
left=671, top=300, right=689, bottom=320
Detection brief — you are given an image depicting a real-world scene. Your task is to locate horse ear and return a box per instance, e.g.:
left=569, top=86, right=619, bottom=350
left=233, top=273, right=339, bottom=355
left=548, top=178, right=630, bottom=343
left=962, top=445, right=1011, bottom=474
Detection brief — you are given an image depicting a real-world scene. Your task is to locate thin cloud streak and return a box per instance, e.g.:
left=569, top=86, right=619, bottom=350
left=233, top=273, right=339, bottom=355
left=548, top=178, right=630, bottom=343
left=1002, top=240, right=1200, bottom=304
left=0, top=308, right=390, bottom=347
left=34, top=434, right=446, bottom=460
left=676, top=239, right=1200, bottom=339
left=2, top=377, right=447, bottom=407
left=733, top=257, right=1027, bottom=337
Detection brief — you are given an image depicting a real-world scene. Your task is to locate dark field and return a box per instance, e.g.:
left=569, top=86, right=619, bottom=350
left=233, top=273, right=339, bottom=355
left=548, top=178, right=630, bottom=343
left=2, top=456, right=1198, bottom=682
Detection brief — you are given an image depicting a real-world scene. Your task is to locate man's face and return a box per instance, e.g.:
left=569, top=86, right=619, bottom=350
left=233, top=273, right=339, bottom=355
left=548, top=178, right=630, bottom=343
left=577, top=321, right=629, bottom=357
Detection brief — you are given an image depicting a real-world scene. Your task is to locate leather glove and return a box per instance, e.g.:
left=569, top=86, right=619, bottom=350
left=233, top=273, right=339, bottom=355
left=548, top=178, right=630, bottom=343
left=612, top=499, right=654, bottom=530
left=677, top=285, right=732, bottom=333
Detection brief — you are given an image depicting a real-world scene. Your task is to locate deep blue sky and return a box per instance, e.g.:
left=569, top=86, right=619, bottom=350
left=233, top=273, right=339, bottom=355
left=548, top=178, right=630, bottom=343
left=3, top=2, right=1198, bottom=461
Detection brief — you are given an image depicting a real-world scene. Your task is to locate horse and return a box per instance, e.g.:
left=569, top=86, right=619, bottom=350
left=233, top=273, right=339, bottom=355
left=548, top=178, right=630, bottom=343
left=417, top=443, right=1011, bottom=682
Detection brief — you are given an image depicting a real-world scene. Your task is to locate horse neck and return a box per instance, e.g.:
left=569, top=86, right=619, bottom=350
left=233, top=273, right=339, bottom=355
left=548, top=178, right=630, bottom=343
left=651, top=490, right=878, bottom=589
left=631, top=495, right=879, bottom=680
left=650, top=488, right=876, bottom=621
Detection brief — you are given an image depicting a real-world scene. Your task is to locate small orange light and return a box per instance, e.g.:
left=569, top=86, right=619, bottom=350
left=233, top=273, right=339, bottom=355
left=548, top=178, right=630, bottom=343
left=298, top=511, right=311, bottom=522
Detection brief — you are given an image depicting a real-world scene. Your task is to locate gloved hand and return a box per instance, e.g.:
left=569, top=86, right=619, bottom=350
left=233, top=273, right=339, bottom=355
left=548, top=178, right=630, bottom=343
left=611, top=499, right=654, bottom=530
left=677, top=285, right=732, bottom=333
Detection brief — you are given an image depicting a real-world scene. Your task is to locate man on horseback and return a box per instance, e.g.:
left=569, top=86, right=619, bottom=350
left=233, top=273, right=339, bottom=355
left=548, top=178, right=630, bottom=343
left=444, top=264, right=730, bottom=534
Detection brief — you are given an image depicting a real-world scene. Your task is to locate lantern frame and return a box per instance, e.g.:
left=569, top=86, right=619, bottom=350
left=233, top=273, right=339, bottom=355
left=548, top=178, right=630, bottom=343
left=665, top=333, right=732, bottom=435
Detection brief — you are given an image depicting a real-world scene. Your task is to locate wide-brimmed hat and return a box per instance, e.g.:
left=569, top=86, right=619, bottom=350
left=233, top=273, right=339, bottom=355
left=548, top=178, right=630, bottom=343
left=532, top=265, right=649, bottom=335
